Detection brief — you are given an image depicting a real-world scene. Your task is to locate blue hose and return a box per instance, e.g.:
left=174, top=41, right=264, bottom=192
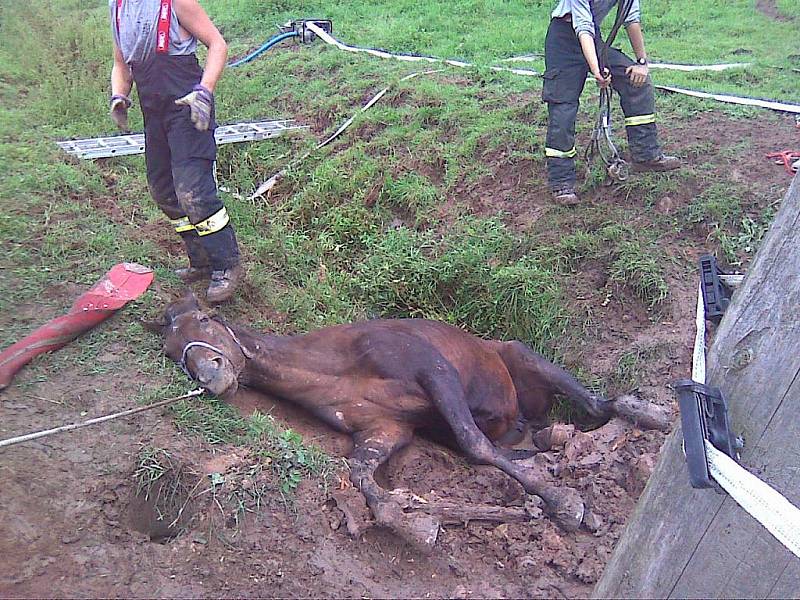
left=228, top=31, right=299, bottom=68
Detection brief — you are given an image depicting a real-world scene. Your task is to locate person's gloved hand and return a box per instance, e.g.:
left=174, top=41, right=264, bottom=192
left=175, top=84, right=214, bottom=131
left=109, top=94, right=132, bottom=131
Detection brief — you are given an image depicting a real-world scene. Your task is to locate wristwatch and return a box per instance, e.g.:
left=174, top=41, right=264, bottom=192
left=636, top=57, right=648, bottom=66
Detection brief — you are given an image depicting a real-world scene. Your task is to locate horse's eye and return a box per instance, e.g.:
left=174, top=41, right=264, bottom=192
left=199, top=316, right=210, bottom=324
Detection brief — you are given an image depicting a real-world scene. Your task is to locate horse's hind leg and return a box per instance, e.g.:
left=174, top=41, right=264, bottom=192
left=497, top=341, right=612, bottom=420
left=349, top=423, right=440, bottom=551
left=498, top=341, right=672, bottom=431
left=418, top=363, right=585, bottom=532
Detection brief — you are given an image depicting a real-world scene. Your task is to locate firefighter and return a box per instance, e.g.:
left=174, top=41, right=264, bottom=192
left=109, top=0, right=242, bottom=302
left=544, top=0, right=680, bottom=205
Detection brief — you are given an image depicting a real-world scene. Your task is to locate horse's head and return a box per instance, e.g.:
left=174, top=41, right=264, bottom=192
left=145, top=293, right=251, bottom=397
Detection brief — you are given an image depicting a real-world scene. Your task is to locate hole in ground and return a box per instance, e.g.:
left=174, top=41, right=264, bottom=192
left=126, top=465, right=197, bottom=543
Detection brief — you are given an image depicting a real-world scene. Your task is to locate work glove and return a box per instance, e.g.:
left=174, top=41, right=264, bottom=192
left=109, top=94, right=132, bottom=131
left=175, top=84, right=214, bottom=131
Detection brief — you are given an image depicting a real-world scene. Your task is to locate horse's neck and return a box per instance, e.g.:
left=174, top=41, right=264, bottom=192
left=233, top=325, right=285, bottom=357
left=232, top=325, right=291, bottom=381
left=234, top=326, right=328, bottom=394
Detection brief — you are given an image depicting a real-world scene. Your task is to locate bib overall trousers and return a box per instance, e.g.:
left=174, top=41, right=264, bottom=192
left=542, top=16, right=662, bottom=191
left=134, top=54, right=239, bottom=271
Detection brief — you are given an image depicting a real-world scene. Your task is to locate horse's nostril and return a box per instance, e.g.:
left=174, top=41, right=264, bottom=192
left=197, top=357, right=223, bottom=384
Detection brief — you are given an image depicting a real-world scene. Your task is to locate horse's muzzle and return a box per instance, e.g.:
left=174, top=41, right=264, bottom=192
left=193, top=356, right=239, bottom=397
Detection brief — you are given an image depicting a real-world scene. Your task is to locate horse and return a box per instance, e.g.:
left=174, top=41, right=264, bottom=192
left=147, top=293, right=670, bottom=548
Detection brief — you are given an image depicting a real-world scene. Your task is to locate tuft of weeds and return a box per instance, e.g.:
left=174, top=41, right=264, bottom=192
left=553, top=231, right=602, bottom=271
left=686, top=183, right=743, bottom=226
left=133, top=446, right=196, bottom=532
left=609, top=241, right=670, bottom=308
left=135, top=446, right=173, bottom=499
left=246, top=411, right=337, bottom=496
left=712, top=208, right=775, bottom=266
left=610, top=345, right=662, bottom=392
left=170, top=395, right=248, bottom=445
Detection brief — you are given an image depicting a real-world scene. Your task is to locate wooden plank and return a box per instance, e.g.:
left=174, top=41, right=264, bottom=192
left=594, top=173, right=800, bottom=598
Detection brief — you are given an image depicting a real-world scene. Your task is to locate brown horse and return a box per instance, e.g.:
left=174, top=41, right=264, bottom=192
left=148, top=293, right=669, bottom=547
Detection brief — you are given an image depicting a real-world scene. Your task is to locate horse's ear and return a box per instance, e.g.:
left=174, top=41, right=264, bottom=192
left=143, top=291, right=200, bottom=335
left=165, top=290, right=201, bottom=321
left=141, top=315, right=168, bottom=335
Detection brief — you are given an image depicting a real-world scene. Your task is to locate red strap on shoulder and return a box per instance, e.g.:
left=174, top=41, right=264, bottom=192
left=155, top=0, right=172, bottom=54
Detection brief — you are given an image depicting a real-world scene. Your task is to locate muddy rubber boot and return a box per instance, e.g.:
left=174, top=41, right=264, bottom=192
left=206, top=264, right=243, bottom=304
left=176, top=232, right=212, bottom=283
left=175, top=265, right=212, bottom=283
left=632, top=154, right=680, bottom=173
left=552, top=186, right=580, bottom=206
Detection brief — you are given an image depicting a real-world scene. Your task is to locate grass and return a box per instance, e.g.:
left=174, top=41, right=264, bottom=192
left=1, top=0, right=796, bottom=506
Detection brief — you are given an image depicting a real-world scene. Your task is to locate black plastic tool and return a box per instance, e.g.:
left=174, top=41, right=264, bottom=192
left=699, top=254, right=732, bottom=324
left=674, top=379, right=739, bottom=489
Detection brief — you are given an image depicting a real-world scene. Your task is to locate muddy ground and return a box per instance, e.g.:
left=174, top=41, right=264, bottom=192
left=0, top=112, right=796, bottom=598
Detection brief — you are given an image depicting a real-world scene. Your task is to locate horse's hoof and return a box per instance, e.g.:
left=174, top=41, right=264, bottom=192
left=540, top=487, right=585, bottom=532
left=372, top=499, right=440, bottom=553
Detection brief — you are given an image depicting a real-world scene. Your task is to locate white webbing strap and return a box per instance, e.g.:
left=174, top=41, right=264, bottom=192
left=692, top=284, right=707, bottom=383
left=657, top=84, right=800, bottom=114
left=692, top=283, right=800, bottom=558
left=705, top=440, right=800, bottom=557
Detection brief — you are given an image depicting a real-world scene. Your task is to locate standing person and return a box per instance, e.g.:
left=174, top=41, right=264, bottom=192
left=109, top=0, right=242, bottom=302
left=543, top=0, right=680, bottom=205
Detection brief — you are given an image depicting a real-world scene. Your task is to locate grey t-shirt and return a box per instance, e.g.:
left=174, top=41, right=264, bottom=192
left=551, top=0, right=641, bottom=37
left=110, top=0, right=197, bottom=64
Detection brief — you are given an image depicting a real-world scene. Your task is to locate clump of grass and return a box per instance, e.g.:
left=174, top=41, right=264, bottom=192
left=610, top=345, right=662, bottom=392
left=609, top=240, right=669, bottom=308
left=686, top=183, right=743, bottom=226
left=135, top=446, right=173, bottom=498
left=554, top=231, right=602, bottom=270
left=246, top=411, right=336, bottom=495
left=711, top=209, right=774, bottom=266
left=354, top=217, right=567, bottom=351
left=170, top=395, right=248, bottom=445
left=133, top=446, right=195, bottom=532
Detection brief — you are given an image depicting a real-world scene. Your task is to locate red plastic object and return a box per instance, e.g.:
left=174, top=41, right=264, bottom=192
left=0, top=263, right=154, bottom=390
left=766, top=150, right=800, bottom=176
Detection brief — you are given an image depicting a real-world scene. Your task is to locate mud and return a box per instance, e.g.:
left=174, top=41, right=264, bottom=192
left=1, top=111, right=796, bottom=598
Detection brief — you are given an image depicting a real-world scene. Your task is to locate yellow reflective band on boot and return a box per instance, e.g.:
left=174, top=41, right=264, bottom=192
left=545, top=146, right=577, bottom=158
left=624, top=114, right=656, bottom=126
left=171, top=216, right=194, bottom=233
left=194, top=207, right=230, bottom=237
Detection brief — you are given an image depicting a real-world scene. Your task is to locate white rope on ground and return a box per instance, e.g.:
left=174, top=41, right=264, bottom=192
left=304, top=22, right=540, bottom=77
left=303, top=23, right=800, bottom=114
left=248, top=68, right=445, bottom=200
left=647, top=62, right=751, bottom=72
left=691, top=284, right=800, bottom=558
left=0, top=388, right=205, bottom=449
